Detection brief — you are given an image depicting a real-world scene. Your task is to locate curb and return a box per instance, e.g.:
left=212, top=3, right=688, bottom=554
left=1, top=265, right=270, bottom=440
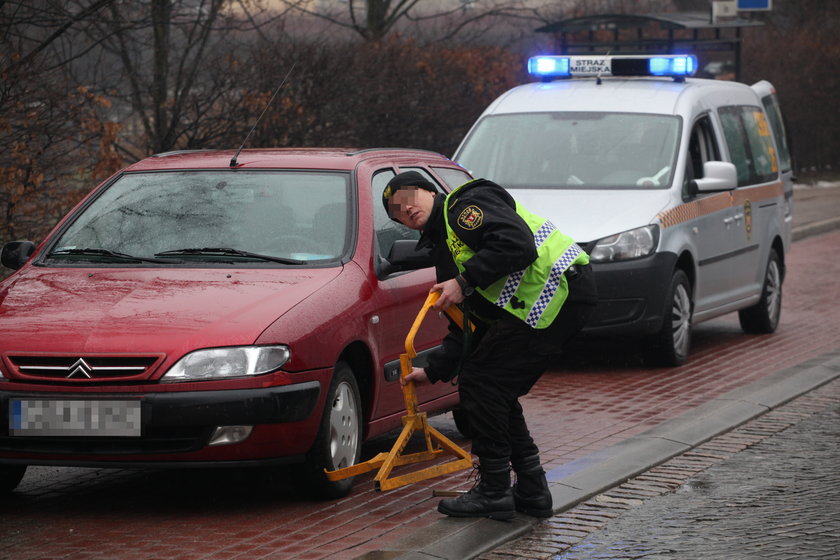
left=356, top=348, right=840, bottom=560
left=792, top=216, right=840, bottom=241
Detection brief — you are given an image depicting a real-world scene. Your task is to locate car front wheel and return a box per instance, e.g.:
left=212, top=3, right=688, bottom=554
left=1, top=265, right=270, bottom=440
left=646, top=269, right=692, bottom=367
left=300, top=361, right=362, bottom=499
left=739, top=248, right=782, bottom=334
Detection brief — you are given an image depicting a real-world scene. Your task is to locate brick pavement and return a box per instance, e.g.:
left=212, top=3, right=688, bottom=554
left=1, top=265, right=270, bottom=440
left=482, top=377, right=840, bottom=560
left=1, top=189, right=839, bottom=559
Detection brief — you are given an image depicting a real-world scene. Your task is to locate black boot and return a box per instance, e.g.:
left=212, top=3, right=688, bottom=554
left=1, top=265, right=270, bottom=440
left=437, top=458, right=515, bottom=520
left=512, top=454, right=553, bottom=518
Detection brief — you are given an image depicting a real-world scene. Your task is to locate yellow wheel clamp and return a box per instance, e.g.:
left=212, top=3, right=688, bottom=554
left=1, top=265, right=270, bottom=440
left=325, top=291, right=474, bottom=491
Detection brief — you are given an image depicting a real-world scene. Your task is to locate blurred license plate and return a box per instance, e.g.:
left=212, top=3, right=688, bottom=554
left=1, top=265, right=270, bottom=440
left=9, top=399, right=141, bottom=437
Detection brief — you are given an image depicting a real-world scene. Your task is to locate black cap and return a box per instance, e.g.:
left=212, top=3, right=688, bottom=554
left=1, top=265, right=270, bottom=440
left=382, top=171, right=437, bottom=218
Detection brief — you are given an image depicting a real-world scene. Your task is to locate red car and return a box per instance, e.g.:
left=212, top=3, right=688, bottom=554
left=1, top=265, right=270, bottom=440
left=0, top=148, right=472, bottom=498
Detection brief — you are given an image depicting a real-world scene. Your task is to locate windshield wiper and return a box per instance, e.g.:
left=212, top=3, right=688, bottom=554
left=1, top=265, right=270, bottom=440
left=49, top=248, right=177, bottom=264
left=154, top=247, right=307, bottom=265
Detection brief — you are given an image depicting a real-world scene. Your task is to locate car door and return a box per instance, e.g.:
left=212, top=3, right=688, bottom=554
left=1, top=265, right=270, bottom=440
left=366, top=166, right=451, bottom=421
left=685, top=114, right=743, bottom=312
left=718, top=105, right=781, bottom=301
left=751, top=80, right=794, bottom=246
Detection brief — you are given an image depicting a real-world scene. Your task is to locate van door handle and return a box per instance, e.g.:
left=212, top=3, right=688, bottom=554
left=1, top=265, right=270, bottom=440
left=732, top=212, right=744, bottom=222
left=723, top=217, right=735, bottom=225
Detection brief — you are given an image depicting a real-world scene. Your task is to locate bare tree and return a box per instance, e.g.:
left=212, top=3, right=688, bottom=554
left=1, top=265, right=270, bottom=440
left=276, top=0, right=544, bottom=43
left=1, top=1, right=122, bottom=251
left=81, top=0, right=276, bottom=158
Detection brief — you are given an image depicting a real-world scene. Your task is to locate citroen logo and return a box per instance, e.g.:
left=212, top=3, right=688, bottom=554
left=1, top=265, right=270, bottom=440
left=66, top=358, right=94, bottom=379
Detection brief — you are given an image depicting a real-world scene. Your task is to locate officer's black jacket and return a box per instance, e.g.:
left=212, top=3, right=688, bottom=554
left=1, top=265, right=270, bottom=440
left=418, top=179, right=538, bottom=383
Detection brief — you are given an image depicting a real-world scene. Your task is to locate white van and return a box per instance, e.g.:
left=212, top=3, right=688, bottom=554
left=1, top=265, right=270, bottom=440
left=454, top=55, right=793, bottom=365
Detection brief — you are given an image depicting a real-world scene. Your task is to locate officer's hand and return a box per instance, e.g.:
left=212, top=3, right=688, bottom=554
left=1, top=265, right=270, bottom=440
left=401, top=367, right=430, bottom=386
left=431, top=278, right=465, bottom=310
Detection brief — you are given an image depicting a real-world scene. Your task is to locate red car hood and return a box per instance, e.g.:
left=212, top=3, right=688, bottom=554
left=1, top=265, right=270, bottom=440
left=0, top=267, right=341, bottom=355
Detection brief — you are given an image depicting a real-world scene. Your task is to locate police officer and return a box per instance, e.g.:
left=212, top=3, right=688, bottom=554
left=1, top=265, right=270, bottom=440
left=383, top=171, right=597, bottom=520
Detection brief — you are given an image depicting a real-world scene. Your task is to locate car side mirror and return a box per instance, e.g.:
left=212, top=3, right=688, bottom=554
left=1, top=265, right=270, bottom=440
left=689, top=161, right=738, bottom=195
left=378, top=240, right=433, bottom=277
left=1, top=241, right=37, bottom=270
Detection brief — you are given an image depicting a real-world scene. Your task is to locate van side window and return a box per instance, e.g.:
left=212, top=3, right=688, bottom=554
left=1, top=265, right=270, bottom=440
left=761, top=94, right=792, bottom=173
left=371, top=170, right=420, bottom=258
left=684, top=116, right=720, bottom=197
left=718, top=106, right=779, bottom=187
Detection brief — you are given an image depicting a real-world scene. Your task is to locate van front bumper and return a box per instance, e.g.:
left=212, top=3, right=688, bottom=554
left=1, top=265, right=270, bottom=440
left=583, top=252, right=678, bottom=337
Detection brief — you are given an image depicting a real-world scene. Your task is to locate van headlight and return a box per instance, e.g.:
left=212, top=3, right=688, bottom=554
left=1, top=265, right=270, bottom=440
left=162, top=345, right=291, bottom=382
left=589, top=225, right=659, bottom=263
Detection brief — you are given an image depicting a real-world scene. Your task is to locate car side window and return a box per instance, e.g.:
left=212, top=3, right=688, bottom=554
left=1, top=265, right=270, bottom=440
left=684, top=115, right=721, bottom=197
left=432, top=166, right=472, bottom=191
left=719, top=106, right=779, bottom=187
left=371, top=169, right=420, bottom=258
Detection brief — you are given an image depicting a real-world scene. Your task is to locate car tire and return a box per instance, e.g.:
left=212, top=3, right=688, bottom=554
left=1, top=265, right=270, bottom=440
left=646, top=269, right=692, bottom=367
left=0, top=465, right=26, bottom=494
left=739, top=248, right=782, bottom=334
left=300, top=361, right=362, bottom=500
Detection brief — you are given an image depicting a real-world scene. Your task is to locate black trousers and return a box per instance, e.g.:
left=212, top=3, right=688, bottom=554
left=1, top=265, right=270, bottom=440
left=457, top=298, right=595, bottom=465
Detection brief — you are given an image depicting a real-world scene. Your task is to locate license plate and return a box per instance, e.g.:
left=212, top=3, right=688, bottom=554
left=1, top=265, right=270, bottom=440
left=9, top=399, right=142, bottom=437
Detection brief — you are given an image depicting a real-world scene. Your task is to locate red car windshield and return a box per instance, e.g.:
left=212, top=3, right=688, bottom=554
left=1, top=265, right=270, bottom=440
left=49, top=170, right=352, bottom=265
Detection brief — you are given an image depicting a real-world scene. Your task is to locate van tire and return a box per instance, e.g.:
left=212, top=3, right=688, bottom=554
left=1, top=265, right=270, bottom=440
left=739, top=249, right=782, bottom=334
left=298, top=361, right=362, bottom=500
left=646, top=269, right=692, bottom=367
left=0, top=465, right=26, bottom=494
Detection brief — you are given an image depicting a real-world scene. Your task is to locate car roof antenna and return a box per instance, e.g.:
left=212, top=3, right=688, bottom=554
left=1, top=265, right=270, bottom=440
left=230, top=62, right=297, bottom=168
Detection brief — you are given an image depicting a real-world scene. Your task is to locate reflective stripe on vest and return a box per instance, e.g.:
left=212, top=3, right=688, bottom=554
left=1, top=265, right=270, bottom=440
left=496, top=219, right=560, bottom=308
left=524, top=242, right=583, bottom=328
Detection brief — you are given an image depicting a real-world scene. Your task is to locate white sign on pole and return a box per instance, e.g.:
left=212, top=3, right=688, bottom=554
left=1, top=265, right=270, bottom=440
left=713, top=1, right=738, bottom=22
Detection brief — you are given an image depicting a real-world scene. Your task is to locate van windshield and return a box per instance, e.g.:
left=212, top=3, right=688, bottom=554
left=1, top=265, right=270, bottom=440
left=49, top=170, right=351, bottom=266
left=456, top=112, right=680, bottom=190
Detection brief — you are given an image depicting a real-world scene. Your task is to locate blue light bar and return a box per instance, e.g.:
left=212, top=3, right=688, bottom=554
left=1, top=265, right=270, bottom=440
left=527, top=56, right=571, bottom=78
left=527, top=54, right=698, bottom=81
left=648, top=56, right=697, bottom=76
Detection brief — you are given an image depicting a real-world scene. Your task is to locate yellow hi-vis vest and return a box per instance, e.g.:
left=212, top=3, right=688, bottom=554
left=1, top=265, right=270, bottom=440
left=443, top=182, right=588, bottom=329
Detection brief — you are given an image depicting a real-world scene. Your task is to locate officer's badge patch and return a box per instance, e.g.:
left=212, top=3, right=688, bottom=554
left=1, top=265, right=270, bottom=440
left=458, top=205, right=484, bottom=230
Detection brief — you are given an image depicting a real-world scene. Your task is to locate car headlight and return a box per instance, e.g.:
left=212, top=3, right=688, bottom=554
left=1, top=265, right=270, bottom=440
left=589, top=225, right=659, bottom=263
left=162, top=345, right=291, bottom=382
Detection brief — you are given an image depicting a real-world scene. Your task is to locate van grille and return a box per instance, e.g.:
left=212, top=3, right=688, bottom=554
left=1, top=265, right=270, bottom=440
left=4, top=354, right=164, bottom=384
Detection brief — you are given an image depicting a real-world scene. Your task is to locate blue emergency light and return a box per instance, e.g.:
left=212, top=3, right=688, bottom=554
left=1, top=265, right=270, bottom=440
left=527, top=54, right=698, bottom=81
left=527, top=56, right=571, bottom=78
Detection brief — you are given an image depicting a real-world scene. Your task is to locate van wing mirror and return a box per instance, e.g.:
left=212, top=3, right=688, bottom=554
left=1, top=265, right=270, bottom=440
left=1, top=241, right=37, bottom=270
left=378, top=240, right=433, bottom=277
left=690, top=161, right=738, bottom=194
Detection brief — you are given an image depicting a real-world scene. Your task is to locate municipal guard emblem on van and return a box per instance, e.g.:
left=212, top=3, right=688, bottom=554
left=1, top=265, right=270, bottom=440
left=458, top=205, right=484, bottom=230
left=744, top=200, right=752, bottom=240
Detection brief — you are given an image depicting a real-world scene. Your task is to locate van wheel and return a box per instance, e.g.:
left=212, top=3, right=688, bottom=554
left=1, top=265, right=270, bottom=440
left=299, top=361, right=362, bottom=500
left=646, top=269, right=692, bottom=367
left=0, top=465, right=26, bottom=494
left=739, top=249, right=782, bottom=334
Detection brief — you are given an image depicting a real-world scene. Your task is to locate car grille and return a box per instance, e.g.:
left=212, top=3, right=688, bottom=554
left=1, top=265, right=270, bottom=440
left=0, top=426, right=212, bottom=455
left=4, top=354, right=164, bottom=384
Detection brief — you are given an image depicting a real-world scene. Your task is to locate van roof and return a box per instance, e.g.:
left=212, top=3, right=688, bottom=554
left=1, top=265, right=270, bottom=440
left=481, top=77, right=760, bottom=117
